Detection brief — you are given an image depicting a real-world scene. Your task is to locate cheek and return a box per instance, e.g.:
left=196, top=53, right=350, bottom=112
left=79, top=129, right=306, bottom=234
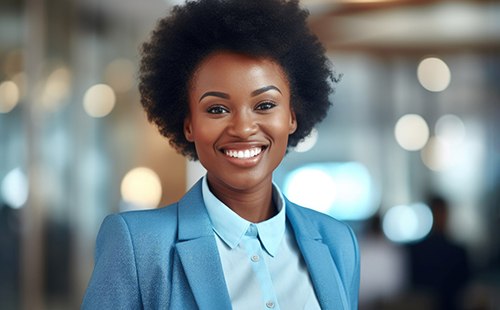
left=268, top=116, right=294, bottom=144
left=190, top=119, right=223, bottom=147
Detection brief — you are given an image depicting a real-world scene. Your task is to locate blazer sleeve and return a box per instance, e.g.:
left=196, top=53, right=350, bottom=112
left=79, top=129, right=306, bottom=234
left=82, top=214, right=142, bottom=309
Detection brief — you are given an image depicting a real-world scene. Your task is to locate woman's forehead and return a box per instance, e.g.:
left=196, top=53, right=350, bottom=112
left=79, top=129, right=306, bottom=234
left=189, top=51, right=289, bottom=93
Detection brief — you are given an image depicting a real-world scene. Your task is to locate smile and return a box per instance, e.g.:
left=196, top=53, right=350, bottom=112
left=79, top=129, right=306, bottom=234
left=224, top=147, right=263, bottom=159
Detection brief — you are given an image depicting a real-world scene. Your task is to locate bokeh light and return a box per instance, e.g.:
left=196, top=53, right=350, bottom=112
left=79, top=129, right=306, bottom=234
left=1, top=168, right=29, bottom=209
left=421, top=136, right=455, bottom=171
left=284, top=167, right=336, bottom=213
left=40, top=67, right=72, bottom=111
left=294, top=128, right=318, bottom=153
left=120, top=167, right=162, bottom=209
left=83, top=83, right=116, bottom=118
left=0, top=80, right=20, bottom=113
left=382, top=203, right=433, bottom=243
left=435, top=114, right=466, bottom=146
left=394, top=114, right=430, bottom=151
left=284, top=162, right=378, bottom=220
left=417, top=57, right=451, bottom=92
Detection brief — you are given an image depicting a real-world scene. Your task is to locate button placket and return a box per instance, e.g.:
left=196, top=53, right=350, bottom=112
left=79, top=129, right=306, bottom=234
left=242, top=223, right=280, bottom=310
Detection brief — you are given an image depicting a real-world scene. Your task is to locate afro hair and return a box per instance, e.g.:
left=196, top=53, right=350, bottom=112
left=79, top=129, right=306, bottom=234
left=139, top=0, right=337, bottom=160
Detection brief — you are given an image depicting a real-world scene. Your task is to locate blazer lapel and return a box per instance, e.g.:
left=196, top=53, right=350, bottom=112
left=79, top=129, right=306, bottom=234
left=175, top=180, right=232, bottom=309
left=286, top=201, right=350, bottom=310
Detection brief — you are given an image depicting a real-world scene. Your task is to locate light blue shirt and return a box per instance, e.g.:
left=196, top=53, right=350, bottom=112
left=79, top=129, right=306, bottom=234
left=202, top=176, right=321, bottom=310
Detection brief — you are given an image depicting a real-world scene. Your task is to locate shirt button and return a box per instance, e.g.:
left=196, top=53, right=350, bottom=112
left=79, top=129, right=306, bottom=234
left=251, top=255, right=260, bottom=262
left=266, top=301, right=275, bottom=308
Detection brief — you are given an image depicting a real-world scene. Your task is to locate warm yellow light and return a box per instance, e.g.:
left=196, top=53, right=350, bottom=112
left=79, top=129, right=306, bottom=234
left=417, top=57, right=451, bottom=92
left=121, top=167, right=162, bottom=209
left=0, top=81, right=20, bottom=113
left=394, top=114, right=429, bottom=151
left=41, top=67, right=72, bottom=111
left=83, top=83, right=116, bottom=118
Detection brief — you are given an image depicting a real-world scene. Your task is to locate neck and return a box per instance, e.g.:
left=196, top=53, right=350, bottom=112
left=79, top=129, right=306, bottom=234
left=206, top=175, right=276, bottom=223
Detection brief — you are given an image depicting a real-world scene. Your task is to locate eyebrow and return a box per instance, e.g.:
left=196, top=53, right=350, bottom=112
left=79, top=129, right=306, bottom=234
left=199, top=91, right=230, bottom=102
left=198, top=85, right=282, bottom=102
left=251, top=85, right=282, bottom=97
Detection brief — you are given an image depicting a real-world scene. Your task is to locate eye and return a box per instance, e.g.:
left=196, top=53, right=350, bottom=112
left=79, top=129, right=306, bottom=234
left=207, top=105, right=229, bottom=114
left=255, top=101, right=276, bottom=111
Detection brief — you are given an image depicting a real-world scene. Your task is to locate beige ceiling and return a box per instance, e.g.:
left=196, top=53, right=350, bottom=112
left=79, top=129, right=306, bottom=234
left=304, top=0, right=500, bottom=51
left=77, top=0, right=500, bottom=52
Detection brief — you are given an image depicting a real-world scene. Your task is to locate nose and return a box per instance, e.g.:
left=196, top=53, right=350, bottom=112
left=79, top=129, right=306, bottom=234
left=227, top=109, right=258, bottom=139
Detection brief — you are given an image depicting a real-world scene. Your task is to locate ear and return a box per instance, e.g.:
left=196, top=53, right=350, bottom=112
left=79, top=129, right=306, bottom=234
left=184, top=116, right=194, bottom=142
left=289, top=108, right=297, bottom=134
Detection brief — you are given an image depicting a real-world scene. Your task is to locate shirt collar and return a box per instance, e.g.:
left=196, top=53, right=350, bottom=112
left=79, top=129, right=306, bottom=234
left=202, top=176, right=286, bottom=257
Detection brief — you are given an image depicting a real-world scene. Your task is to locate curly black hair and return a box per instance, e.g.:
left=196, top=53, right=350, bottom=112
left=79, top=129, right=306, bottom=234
left=139, top=0, right=336, bottom=160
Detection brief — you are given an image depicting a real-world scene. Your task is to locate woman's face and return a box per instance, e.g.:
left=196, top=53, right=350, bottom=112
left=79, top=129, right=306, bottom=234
left=184, top=51, right=296, bottom=193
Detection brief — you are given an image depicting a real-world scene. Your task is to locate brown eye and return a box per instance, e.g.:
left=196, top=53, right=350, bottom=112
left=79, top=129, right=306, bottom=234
left=207, top=105, right=229, bottom=114
left=255, top=101, right=276, bottom=111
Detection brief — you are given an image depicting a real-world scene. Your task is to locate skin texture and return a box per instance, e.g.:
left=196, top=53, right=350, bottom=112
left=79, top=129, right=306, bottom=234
left=184, top=52, right=297, bottom=222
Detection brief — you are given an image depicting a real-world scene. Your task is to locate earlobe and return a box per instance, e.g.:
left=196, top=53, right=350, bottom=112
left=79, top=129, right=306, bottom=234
left=289, top=110, right=297, bottom=134
left=289, top=120, right=297, bottom=134
left=184, top=117, right=194, bottom=142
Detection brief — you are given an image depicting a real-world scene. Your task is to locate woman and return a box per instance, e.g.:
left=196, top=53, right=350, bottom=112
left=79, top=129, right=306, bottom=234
left=82, top=0, right=359, bottom=309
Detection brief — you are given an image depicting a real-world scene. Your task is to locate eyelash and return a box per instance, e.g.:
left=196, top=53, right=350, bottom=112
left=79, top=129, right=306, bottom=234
left=206, top=106, right=229, bottom=114
left=255, top=101, right=277, bottom=111
left=206, top=101, right=277, bottom=114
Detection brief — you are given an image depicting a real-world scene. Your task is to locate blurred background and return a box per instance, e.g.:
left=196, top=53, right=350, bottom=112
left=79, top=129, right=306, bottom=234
left=0, top=0, right=499, bottom=309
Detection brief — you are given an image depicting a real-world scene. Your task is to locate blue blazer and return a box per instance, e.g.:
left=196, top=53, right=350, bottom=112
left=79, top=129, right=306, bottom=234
left=82, top=180, right=360, bottom=309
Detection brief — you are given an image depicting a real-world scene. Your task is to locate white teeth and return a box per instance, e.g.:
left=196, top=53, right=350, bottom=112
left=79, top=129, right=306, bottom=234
left=225, top=147, right=262, bottom=159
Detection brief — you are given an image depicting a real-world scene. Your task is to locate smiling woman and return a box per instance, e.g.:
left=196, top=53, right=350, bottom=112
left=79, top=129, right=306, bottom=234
left=185, top=53, right=297, bottom=218
left=82, top=0, right=360, bottom=309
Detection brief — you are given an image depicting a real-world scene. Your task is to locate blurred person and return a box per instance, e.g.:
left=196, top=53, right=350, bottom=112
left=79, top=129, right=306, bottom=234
left=82, top=0, right=360, bottom=309
left=407, top=195, right=471, bottom=310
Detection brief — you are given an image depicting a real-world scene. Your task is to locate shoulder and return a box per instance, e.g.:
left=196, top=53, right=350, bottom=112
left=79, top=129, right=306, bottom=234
left=94, top=204, right=181, bottom=275
left=118, top=202, right=178, bottom=228
left=98, top=203, right=179, bottom=249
